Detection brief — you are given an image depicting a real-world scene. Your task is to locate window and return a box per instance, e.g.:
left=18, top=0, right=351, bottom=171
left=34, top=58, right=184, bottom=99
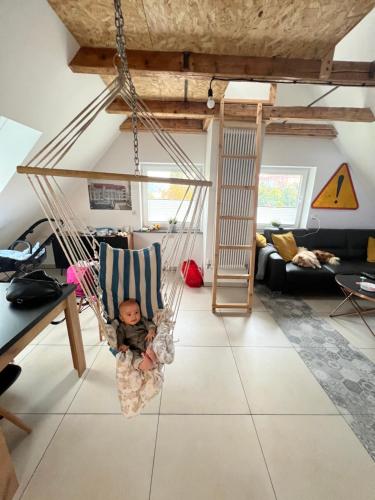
left=0, top=116, right=41, bottom=192
left=141, top=163, right=203, bottom=227
left=257, top=166, right=314, bottom=228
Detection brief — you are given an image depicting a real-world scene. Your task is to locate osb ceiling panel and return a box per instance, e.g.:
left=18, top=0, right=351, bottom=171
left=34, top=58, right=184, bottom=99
left=49, top=0, right=375, bottom=58
left=102, top=75, right=227, bottom=101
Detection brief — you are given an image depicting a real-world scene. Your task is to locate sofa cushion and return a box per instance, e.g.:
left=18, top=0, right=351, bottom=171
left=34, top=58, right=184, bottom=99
left=367, top=236, right=375, bottom=262
left=271, top=232, right=298, bottom=261
left=256, top=232, right=267, bottom=248
left=285, top=262, right=335, bottom=287
left=323, top=260, right=375, bottom=275
left=346, top=230, right=375, bottom=260
left=305, top=229, right=349, bottom=259
left=264, top=229, right=348, bottom=257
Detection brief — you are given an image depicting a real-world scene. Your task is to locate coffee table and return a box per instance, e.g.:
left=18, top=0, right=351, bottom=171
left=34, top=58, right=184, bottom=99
left=330, top=274, right=375, bottom=337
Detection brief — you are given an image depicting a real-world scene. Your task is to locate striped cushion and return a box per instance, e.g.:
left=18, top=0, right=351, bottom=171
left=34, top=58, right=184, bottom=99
left=99, top=242, right=163, bottom=320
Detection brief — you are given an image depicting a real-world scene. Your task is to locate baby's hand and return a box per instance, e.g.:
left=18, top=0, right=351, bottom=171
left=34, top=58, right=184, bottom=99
left=119, top=344, right=129, bottom=353
left=145, top=329, right=156, bottom=342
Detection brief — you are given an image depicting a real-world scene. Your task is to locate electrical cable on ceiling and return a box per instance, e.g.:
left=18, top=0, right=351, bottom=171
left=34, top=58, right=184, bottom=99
left=206, top=74, right=365, bottom=109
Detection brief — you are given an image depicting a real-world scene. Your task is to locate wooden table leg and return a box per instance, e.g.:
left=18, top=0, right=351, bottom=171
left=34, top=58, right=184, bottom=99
left=0, top=429, right=18, bottom=500
left=65, top=292, right=86, bottom=377
left=0, top=406, right=32, bottom=433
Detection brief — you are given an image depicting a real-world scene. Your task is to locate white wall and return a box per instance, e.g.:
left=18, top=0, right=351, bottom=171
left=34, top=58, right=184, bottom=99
left=70, top=131, right=207, bottom=261
left=0, top=0, right=122, bottom=247
left=133, top=231, right=203, bottom=264
left=318, top=9, right=375, bottom=207
left=71, top=132, right=206, bottom=227
left=262, top=135, right=375, bottom=229
left=202, top=121, right=220, bottom=282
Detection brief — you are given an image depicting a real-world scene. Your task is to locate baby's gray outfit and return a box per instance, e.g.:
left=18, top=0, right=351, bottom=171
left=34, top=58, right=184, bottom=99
left=117, top=317, right=155, bottom=355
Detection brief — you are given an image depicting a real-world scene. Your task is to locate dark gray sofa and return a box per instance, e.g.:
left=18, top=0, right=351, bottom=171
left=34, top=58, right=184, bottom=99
left=261, top=228, right=375, bottom=292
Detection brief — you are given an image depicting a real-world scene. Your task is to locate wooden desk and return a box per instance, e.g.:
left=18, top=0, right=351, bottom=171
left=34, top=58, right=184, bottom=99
left=0, top=284, right=86, bottom=376
left=51, top=233, right=133, bottom=269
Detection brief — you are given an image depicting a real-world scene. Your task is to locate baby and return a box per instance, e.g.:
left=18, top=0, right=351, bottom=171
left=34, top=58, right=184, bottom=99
left=117, top=299, right=158, bottom=371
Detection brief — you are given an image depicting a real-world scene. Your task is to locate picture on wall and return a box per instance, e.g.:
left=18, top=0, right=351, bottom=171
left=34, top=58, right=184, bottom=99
left=311, top=163, right=358, bottom=210
left=88, top=180, right=132, bottom=210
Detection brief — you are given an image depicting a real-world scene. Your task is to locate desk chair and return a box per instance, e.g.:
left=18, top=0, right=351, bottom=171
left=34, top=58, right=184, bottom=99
left=0, top=365, right=31, bottom=433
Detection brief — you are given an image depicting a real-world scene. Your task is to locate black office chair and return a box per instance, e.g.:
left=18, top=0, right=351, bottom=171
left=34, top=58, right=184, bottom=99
left=0, top=364, right=31, bottom=433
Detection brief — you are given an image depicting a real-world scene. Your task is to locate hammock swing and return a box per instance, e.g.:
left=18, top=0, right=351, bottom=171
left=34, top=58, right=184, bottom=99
left=17, top=0, right=211, bottom=416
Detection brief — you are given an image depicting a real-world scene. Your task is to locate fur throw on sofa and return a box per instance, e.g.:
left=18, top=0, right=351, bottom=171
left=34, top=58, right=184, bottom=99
left=292, top=248, right=321, bottom=268
left=292, top=248, right=340, bottom=269
left=312, top=249, right=340, bottom=265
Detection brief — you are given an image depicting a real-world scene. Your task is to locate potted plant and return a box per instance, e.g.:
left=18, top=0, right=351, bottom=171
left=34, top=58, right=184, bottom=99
left=270, top=219, right=283, bottom=230
left=168, top=218, right=177, bottom=233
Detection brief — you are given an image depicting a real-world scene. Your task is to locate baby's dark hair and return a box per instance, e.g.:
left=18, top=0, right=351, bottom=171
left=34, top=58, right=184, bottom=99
left=119, top=298, right=139, bottom=310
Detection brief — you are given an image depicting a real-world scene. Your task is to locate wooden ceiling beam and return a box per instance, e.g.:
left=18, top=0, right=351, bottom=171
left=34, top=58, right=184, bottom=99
left=108, top=98, right=216, bottom=119
left=119, top=117, right=337, bottom=138
left=265, top=106, right=374, bottom=122
left=70, top=47, right=375, bottom=87
left=266, top=123, right=337, bottom=138
left=120, top=118, right=204, bottom=133
left=107, top=99, right=374, bottom=123
left=320, top=48, right=335, bottom=80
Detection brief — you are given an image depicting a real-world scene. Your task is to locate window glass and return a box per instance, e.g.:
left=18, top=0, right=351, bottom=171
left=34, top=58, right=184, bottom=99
left=0, top=116, right=41, bottom=192
left=257, top=167, right=311, bottom=227
left=142, top=164, right=200, bottom=226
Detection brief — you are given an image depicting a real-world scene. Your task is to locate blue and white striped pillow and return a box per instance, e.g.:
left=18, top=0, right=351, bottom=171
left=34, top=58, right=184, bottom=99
left=99, top=242, right=163, bottom=320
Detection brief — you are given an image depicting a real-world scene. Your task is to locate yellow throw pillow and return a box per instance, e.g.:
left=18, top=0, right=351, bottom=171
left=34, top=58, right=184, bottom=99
left=271, top=231, right=298, bottom=261
left=256, top=232, right=267, bottom=248
left=367, top=236, right=375, bottom=262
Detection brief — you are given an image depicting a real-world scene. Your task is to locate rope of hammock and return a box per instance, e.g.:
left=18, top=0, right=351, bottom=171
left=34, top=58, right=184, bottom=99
left=28, top=171, right=207, bottom=331
left=17, top=0, right=210, bottom=336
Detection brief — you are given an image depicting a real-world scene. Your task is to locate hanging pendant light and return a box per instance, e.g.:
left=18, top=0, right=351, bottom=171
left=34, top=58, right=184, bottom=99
left=207, top=80, right=215, bottom=109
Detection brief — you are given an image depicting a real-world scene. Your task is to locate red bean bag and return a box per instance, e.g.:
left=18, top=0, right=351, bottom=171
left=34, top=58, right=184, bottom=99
left=181, top=260, right=204, bottom=287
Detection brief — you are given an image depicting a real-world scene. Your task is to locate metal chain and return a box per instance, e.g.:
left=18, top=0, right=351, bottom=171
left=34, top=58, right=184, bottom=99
left=113, top=0, right=140, bottom=174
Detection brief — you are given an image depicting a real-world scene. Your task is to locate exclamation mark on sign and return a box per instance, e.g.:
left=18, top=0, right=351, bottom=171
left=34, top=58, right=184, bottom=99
left=335, top=175, right=344, bottom=204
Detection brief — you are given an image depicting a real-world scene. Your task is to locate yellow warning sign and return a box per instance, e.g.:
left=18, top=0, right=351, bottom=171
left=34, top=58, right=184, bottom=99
left=311, top=163, right=358, bottom=210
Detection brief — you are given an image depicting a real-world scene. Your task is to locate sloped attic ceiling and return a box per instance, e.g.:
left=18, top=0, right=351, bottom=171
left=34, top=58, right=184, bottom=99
left=0, top=0, right=123, bottom=247
left=48, top=0, right=374, bottom=57
left=48, top=0, right=375, bottom=101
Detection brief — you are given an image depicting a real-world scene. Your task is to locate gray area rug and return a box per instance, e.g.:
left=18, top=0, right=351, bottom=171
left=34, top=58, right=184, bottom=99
left=256, top=285, right=375, bottom=461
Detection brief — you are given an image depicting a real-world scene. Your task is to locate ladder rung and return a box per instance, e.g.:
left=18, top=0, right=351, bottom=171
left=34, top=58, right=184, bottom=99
left=217, top=274, right=250, bottom=279
left=219, top=245, right=253, bottom=250
left=221, top=185, right=255, bottom=190
left=219, top=215, right=255, bottom=221
left=222, top=154, right=257, bottom=160
left=213, top=303, right=250, bottom=309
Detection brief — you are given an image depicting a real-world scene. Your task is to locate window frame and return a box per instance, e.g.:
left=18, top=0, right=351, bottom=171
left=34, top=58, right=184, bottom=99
left=0, top=115, right=41, bottom=193
left=141, top=162, right=204, bottom=229
left=256, top=165, right=315, bottom=230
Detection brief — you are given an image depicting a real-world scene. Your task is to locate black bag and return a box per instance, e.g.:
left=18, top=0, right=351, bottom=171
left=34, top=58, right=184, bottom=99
left=6, top=270, right=64, bottom=305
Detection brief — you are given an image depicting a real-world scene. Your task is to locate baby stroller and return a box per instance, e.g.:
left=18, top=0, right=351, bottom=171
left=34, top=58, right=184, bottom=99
left=0, top=219, right=56, bottom=282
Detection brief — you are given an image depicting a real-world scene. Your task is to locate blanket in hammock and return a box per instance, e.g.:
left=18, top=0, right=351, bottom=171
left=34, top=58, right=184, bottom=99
left=106, top=318, right=174, bottom=416
left=116, top=350, right=163, bottom=417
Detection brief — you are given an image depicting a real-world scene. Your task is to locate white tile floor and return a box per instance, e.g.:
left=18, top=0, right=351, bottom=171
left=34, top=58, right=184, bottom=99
left=1, top=286, right=375, bottom=500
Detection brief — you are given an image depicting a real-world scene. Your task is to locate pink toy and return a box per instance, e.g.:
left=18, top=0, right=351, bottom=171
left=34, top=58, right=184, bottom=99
left=67, top=264, right=87, bottom=298
left=67, top=264, right=97, bottom=313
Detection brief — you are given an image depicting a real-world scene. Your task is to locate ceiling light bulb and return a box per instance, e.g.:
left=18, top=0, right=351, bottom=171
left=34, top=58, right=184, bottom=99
left=207, top=87, right=215, bottom=109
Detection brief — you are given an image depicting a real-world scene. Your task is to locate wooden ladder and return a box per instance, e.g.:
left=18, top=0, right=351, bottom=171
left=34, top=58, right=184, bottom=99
left=212, top=100, right=264, bottom=312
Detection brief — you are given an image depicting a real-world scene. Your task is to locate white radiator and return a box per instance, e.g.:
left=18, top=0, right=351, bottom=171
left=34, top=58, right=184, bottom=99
left=219, top=127, right=257, bottom=270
